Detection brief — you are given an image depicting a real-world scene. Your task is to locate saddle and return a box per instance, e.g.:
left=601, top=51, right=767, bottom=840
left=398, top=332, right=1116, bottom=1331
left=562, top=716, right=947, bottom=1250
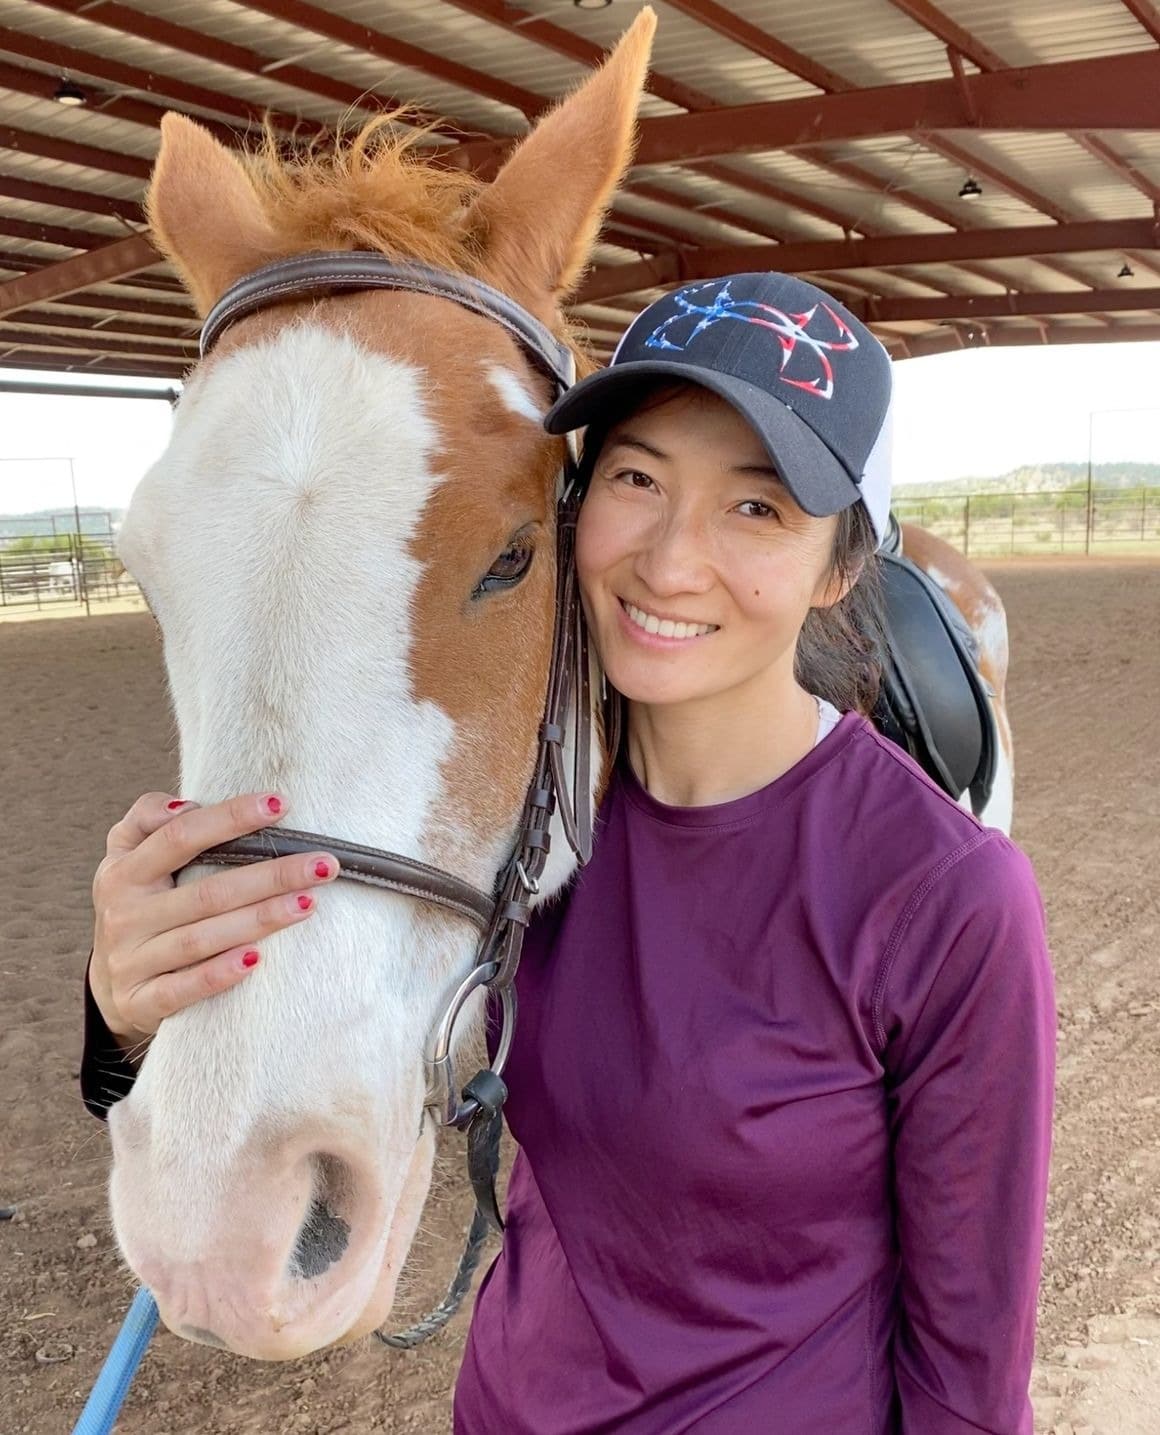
left=872, top=515, right=998, bottom=817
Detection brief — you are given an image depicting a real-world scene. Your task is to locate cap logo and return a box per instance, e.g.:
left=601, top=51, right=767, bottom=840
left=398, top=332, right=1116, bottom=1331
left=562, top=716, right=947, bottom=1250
left=640, top=280, right=859, bottom=401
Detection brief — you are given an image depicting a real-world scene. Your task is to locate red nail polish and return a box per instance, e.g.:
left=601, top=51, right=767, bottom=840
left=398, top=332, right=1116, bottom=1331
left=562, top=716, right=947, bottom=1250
left=265, top=796, right=283, bottom=815
left=297, top=894, right=313, bottom=912
left=313, top=860, right=331, bottom=880
left=241, top=950, right=260, bottom=970
left=166, top=799, right=187, bottom=811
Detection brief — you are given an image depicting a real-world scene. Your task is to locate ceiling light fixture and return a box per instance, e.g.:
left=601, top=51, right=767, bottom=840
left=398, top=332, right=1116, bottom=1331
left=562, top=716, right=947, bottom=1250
left=957, top=176, right=982, bottom=200
left=573, top=0, right=612, bottom=8
left=1118, top=261, right=1134, bottom=279
left=53, top=78, right=87, bottom=107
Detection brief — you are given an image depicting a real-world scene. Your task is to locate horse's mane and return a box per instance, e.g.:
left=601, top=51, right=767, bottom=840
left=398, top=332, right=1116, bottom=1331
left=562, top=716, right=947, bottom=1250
left=245, top=114, right=489, bottom=275
left=240, top=113, right=596, bottom=374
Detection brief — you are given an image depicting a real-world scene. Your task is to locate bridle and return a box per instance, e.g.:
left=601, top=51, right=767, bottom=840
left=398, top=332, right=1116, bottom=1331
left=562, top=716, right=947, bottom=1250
left=189, top=251, right=609, bottom=1346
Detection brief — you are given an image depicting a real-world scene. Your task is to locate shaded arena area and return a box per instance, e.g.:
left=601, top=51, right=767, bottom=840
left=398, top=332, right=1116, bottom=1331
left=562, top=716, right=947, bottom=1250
left=2, top=559, right=1159, bottom=1434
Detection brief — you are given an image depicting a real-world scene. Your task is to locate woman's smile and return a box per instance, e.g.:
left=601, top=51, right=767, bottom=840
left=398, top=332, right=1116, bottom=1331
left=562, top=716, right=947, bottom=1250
left=617, top=597, right=718, bottom=647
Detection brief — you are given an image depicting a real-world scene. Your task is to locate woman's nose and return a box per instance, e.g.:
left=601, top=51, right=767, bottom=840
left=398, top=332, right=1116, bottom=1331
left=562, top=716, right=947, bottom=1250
left=633, top=513, right=715, bottom=596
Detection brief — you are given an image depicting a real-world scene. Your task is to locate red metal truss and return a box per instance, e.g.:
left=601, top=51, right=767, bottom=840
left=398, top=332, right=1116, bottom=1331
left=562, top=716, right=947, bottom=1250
left=10, top=309, right=197, bottom=347
left=0, top=28, right=311, bottom=142
left=24, top=0, right=459, bottom=136
left=881, top=0, right=1160, bottom=275
left=451, top=52, right=1160, bottom=171
left=1121, top=0, right=1160, bottom=46
left=236, top=0, right=546, bottom=119
left=862, top=287, right=1160, bottom=322
left=575, top=218, right=1160, bottom=304
left=0, top=324, right=188, bottom=363
left=0, top=175, right=143, bottom=224
left=1, top=124, right=151, bottom=182
left=0, top=236, right=161, bottom=318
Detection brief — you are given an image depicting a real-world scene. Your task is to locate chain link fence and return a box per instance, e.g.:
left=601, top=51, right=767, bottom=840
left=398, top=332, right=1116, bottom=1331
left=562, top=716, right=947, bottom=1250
left=892, top=487, right=1160, bottom=558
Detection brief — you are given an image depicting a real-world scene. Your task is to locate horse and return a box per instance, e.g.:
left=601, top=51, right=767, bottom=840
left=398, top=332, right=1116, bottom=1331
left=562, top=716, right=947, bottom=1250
left=894, top=523, right=1014, bottom=833
left=110, top=11, right=654, bottom=1361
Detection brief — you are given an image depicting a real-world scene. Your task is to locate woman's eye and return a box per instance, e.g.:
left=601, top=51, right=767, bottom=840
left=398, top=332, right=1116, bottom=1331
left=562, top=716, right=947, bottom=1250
left=475, top=537, right=535, bottom=596
left=738, top=500, right=778, bottom=520
left=610, top=469, right=653, bottom=490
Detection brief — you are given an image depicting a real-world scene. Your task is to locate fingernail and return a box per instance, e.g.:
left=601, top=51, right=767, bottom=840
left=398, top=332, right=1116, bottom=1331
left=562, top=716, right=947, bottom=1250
left=241, top=950, right=260, bottom=970
left=166, top=799, right=188, bottom=811
left=313, top=860, right=331, bottom=880
left=264, top=795, right=283, bottom=816
left=296, top=893, right=314, bottom=912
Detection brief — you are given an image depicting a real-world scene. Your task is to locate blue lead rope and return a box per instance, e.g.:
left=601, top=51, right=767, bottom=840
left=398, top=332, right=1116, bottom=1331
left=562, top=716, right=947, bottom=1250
left=72, top=1287, right=159, bottom=1435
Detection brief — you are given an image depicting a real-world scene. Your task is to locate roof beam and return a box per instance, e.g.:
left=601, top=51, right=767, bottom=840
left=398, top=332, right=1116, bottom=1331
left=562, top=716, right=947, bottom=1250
left=237, top=0, right=546, bottom=118
left=454, top=52, right=1160, bottom=171
left=0, top=29, right=308, bottom=142
left=0, top=236, right=160, bottom=318
left=864, top=287, right=1160, bottom=323
left=884, top=1, right=1160, bottom=272
left=903, top=320, right=1160, bottom=356
left=575, top=217, right=1160, bottom=303
left=660, top=0, right=851, bottom=92
left=26, top=0, right=461, bottom=137
left=0, top=325, right=189, bottom=363
left=0, top=175, right=143, bottom=224
left=0, top=125, right=151, bottom=182
left=439, top=0, right=721, bottom=113
left=9, top=309, right=197, bottom=347
left=0, top=350, right=186, bottom=378
left=1121, top=1, right=1160, bottom=46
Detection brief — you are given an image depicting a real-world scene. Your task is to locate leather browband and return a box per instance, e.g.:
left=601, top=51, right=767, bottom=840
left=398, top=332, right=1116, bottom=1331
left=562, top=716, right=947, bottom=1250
left=200, top=827, right=495, bottom=930
left=199, top=251, right=575, bottom=392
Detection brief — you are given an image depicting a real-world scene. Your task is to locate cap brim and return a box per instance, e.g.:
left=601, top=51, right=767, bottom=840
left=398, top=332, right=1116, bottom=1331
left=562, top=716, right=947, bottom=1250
left=544, top=361, right=861, bottom=520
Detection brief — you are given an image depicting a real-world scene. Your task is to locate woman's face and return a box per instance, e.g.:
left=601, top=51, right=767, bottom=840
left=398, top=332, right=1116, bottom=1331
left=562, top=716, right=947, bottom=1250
left=575, top=388, right=844, bottom=712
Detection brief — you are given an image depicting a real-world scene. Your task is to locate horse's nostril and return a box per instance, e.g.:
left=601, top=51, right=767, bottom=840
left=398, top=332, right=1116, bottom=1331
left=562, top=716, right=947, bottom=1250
left=290, top=1154, right=352, bottom=1280
left=182, top=1325, right=228, bottom=1349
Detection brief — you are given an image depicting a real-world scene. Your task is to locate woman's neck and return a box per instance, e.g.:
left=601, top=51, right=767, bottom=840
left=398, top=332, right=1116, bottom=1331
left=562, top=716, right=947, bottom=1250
left=624, top=671, right=822, bottom=808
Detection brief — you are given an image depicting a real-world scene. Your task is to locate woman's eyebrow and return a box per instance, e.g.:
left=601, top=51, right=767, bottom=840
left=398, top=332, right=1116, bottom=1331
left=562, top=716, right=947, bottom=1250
left=730, top=463, right=785, bottom=486
left=604, top=432, right=669, bottom=461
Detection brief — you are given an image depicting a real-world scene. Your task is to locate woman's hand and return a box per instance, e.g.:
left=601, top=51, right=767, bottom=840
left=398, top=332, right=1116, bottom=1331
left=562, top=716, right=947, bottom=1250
left=90, top=792, right=339, bottom=1053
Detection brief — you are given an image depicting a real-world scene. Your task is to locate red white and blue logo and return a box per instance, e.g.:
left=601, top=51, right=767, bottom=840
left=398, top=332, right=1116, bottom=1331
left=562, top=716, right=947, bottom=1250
left=638, top=279, right=860, bottom=401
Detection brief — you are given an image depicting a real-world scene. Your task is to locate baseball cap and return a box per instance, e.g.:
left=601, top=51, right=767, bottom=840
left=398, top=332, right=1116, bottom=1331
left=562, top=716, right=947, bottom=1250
left=545, top=272, right=894, bottom=545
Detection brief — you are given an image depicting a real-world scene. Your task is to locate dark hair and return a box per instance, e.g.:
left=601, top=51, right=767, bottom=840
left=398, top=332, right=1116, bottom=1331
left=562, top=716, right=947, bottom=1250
left=577, top=379, right=886, bottom=717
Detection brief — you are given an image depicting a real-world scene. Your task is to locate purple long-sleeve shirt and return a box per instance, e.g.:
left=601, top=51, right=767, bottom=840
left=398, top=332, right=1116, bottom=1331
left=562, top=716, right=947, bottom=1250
left=81, top=714, right=1054, bottom=1433
left=454, top=714, right=1055, bottom=1434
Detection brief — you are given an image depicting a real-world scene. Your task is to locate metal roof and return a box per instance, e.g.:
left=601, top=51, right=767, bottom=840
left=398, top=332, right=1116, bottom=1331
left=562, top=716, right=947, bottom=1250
left=2, top=0, right=1160, bottom=381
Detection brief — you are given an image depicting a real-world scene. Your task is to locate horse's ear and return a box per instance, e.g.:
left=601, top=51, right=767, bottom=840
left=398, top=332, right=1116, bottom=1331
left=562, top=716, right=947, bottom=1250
left=472, top=7, right=656, bottom=317
left=146, top=114, right=276, bottom=316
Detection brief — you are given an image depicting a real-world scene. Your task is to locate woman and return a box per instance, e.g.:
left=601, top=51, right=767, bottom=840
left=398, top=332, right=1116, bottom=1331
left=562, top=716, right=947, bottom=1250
left=83, top=273, right=1055, bottom=1434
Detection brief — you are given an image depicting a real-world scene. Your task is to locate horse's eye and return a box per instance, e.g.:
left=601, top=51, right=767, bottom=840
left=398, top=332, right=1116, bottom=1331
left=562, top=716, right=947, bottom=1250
left=474, top=537, right=535, bottom=597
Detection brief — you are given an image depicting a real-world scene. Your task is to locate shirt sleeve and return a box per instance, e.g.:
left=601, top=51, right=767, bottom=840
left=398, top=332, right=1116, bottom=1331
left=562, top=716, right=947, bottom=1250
left=81, top=954, right=139, bottom=1120
left=876, top=830, right=1056, bottom=1435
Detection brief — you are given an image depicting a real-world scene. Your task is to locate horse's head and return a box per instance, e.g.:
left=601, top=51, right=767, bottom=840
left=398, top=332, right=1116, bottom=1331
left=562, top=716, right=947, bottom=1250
left=110, top=12, right=653, bottom=1360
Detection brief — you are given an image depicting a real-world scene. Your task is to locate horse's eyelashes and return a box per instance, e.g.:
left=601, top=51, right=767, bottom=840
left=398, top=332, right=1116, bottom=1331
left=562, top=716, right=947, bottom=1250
left=474, top=538, right=535, bottom=597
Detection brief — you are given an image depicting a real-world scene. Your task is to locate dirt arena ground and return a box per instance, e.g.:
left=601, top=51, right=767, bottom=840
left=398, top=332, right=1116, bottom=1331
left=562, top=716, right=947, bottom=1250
left=3, top=558, right=1159, bottom=1434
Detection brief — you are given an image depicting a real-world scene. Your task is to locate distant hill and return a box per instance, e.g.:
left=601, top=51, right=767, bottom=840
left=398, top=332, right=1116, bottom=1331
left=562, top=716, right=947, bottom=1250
left=897, top=461, right=1160, bottom=496
left=0, top=507, right=123, bottom=544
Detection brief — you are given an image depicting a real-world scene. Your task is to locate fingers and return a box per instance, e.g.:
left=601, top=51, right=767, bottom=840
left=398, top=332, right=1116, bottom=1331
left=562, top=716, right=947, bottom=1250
left=162, top=849, right=339, bottom=932
left=105, top=790, right=199, bottom=860
left=122, top=943, right=267, bottom=1034
left=119, top=791, right=289, bottom=888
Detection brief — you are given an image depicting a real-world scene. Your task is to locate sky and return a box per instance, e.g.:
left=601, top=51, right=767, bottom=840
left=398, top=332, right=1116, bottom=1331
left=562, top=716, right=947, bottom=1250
left=2, top=340, right=1160, bottom=516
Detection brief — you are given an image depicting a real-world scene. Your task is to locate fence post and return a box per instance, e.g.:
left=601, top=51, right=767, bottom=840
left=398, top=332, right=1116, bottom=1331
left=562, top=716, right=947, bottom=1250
left=963, top=496, right=970, bottom=557
left=1010, top=500, right=1015, bottom=555
left=1143, top=487, right=1148, bottom=543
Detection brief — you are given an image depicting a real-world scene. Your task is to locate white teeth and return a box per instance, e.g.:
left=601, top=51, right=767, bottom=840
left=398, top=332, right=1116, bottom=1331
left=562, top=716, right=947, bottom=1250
left=624, top=601, right=714, bottom=640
